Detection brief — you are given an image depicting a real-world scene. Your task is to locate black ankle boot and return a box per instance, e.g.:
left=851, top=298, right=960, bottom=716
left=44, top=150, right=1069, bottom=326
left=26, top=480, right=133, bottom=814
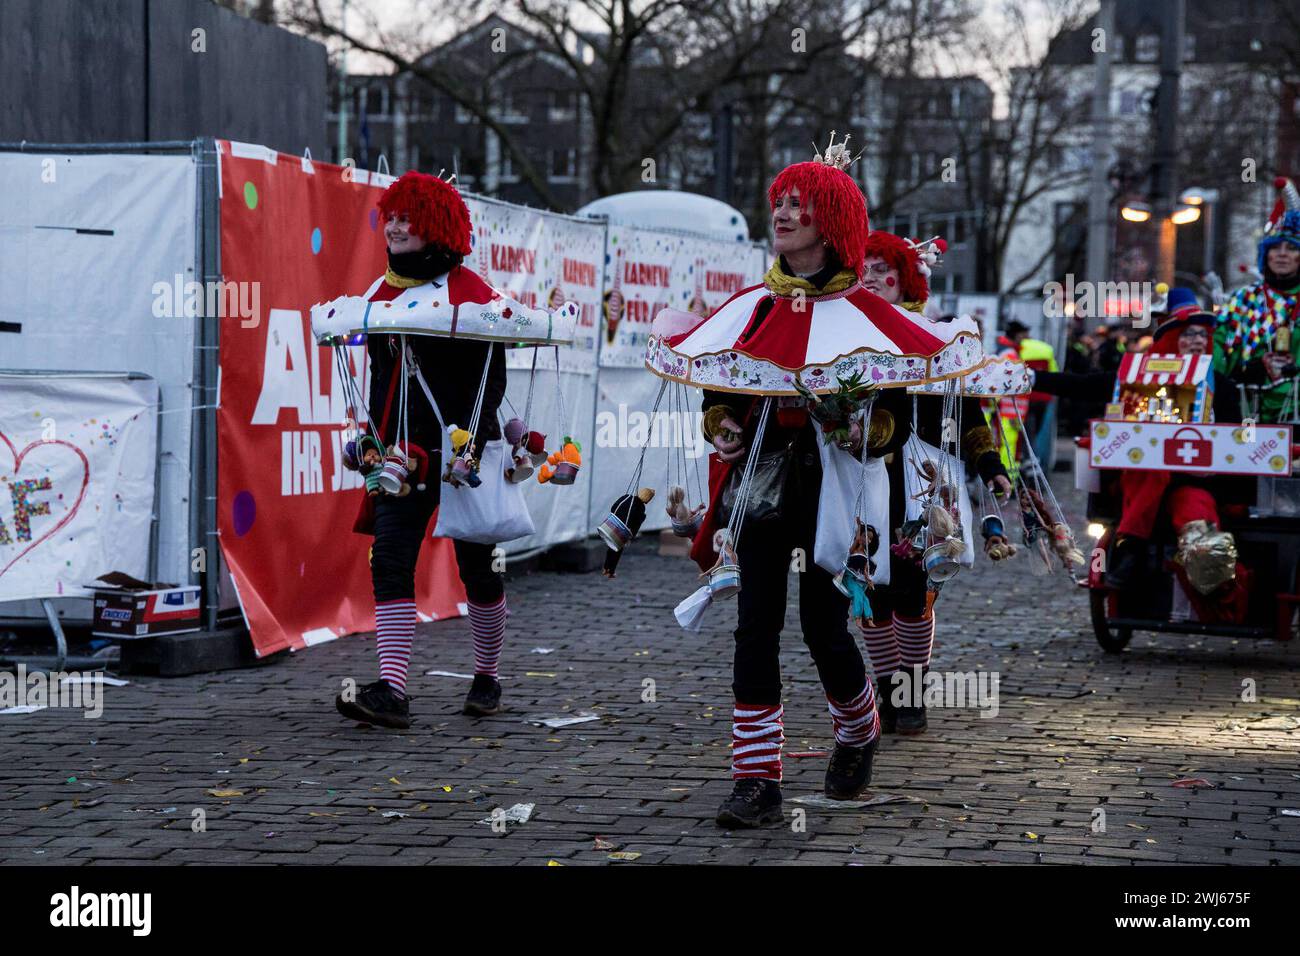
left=896, top=667, right=927, bottom=735
left=876, top=675, right=900, bottom=734
left=335, top=680, right=411, bottom=729
left=463, top=674, right=502, bottom=716
left=824, top=738, right=878, bottom=799
left=715, top=779, right=783, bottom=828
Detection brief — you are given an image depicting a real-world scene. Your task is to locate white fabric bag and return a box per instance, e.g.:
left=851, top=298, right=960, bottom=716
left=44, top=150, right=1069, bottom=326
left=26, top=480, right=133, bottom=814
left=412, top=364, right=536, bottom=545
left=813, top=439, right=891, bottom=585
left=901, top=437, right=975, bottom=566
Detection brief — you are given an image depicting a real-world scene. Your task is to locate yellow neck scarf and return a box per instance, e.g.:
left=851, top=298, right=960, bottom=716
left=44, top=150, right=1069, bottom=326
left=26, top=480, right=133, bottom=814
left=763, top=259, right=857, bottom=298
left=383, top=268, right=429, bottom=289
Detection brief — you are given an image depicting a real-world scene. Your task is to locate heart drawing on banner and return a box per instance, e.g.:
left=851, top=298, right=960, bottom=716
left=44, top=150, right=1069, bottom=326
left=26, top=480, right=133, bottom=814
left=0, top=431, right=91, bottom=581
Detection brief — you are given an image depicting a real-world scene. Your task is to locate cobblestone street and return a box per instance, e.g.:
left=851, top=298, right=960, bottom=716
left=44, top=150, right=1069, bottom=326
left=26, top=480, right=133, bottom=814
left=3, top=481, right=1299, bottom=866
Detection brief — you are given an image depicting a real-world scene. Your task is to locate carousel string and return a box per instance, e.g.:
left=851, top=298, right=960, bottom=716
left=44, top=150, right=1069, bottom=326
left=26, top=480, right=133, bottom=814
left=628, top=378, right=669, bottom=495
left=332, top=342, right=381, bottom=445
left=464, top=347, right=493, bottom=449
left=522, top=345, right=540, bottom=428
left=726, top=396, right=774, bottom=549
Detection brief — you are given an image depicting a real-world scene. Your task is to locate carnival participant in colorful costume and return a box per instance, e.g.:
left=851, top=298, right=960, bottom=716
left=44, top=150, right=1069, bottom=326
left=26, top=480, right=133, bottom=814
left=640, top=135, right=987, bottom=827
left=311, top=172, right=574, bottom=728
left=1032, top=288, right=1243, bottom=607
left=858, top=231, right=1011, bottom=735
left=1215, top=177, right=1300, bottom=423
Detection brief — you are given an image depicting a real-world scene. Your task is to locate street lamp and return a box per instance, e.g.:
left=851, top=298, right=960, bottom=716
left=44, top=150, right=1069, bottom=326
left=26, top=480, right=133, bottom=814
left=1179, top=187, right=1220, bottom=275
left=1121, top=200, right=1152, bottom=222
left=1170, top=203, right=1201, bottom=225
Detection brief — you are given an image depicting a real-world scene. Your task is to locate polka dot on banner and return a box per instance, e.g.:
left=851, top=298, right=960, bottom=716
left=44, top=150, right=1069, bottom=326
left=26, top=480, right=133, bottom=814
left=232, top=490, right=256, bottom=537
left=369, top=209, right=379, bottom=230
left=311, top=227, right=322, bottom=255
left=243, top=182, right=258, bottom=210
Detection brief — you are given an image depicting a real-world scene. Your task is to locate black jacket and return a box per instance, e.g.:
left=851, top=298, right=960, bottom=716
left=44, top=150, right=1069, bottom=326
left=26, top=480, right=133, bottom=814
left=367, top=333, right=506, bottom=454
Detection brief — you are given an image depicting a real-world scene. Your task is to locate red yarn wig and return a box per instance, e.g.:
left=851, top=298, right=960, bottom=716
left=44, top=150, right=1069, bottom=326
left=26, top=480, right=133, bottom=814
left=768, top=162, right=869, bottom=278
left=377, top=171, right=472, bottom=256
left=862, top=231, right=929, bottom=303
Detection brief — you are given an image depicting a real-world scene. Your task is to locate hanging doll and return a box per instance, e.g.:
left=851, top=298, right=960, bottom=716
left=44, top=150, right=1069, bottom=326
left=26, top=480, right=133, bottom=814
left=980, top=513, right=1018, bottom=561
left=502, top=417, right=535, bottom=483
left=443, top=424, right=481, bottom=488
left=538, top=436, right=582, bottom=485
left=598, top=487, right=656, bottom=577
left=835, top=518, right=878, bottom=628
left=1019, top=485, right=1083, bottom=569
left=665, top=485, right=706, bottom=537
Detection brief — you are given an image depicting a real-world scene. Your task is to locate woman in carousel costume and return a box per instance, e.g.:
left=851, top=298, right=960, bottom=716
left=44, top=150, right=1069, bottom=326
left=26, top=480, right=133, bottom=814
left=1215, top=176, right=1300, bottom=423
left=646, top=136, right=985, bottom=827
left=858, top=231, right=1011, bottom=735
left=329, top=172, right=511, bottom=728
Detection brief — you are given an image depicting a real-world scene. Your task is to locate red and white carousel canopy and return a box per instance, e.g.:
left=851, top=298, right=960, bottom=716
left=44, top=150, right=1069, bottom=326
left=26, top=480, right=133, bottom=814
left=909, top=353, right=1033, bottom=397
left=645, top=283, right=986, bottom=395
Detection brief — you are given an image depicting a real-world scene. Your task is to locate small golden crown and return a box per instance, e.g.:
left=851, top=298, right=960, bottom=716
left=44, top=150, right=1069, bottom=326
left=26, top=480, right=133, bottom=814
left=810, top=130, right=863, bottom=172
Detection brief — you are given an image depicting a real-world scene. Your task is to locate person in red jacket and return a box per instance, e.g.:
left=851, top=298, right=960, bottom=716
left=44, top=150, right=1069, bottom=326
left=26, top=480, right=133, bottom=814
left=333, top=172, right=510, bottom=729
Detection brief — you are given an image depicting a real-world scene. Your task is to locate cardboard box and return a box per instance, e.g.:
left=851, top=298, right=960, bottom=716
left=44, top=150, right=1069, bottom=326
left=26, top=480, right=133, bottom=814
left=89, top=572, right=201, bottom=640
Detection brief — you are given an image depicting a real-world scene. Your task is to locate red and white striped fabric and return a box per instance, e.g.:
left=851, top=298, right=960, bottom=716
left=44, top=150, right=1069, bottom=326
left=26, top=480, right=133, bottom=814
left=826, top=683, right=880, bottom=747
left=895, top=612, right=936, bottom=668
left=468, top=595, right=507, bottom=679
left=646, top=283, right=986, bottom=396
left=1119, top=352, right=1211, bottom=387
left=732, top=703, right=785, bottom=780
left=861, top=619, right=901, bottom=682
left=375, top=598, right=417, bottom=696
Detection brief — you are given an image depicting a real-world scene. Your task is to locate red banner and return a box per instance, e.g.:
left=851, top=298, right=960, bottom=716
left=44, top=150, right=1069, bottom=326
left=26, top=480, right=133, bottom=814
left=217, top=143, right=465, bottom=656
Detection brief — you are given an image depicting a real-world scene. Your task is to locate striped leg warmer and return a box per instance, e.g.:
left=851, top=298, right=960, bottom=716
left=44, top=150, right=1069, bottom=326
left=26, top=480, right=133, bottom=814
left=468, top=595, right=507, bottom=679
left=731, top=702, right=784, bottom=781
left=375, top=598, right=416, bottom=697
left=894, top=611, right=936, bottom=669
left=826, top=682, right=880, bottom=747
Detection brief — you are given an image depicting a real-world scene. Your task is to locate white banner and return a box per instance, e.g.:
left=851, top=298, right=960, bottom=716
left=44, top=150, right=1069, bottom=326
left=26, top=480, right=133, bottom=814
left=599, top=226, right=766, bottom=367
left=0, top=151, right=196, bottom=587
left=0, top=373, right=158, bottom=602
left=1088, top=420, right=1293, bottom=476
left=462, top=198, right=603, bottom=374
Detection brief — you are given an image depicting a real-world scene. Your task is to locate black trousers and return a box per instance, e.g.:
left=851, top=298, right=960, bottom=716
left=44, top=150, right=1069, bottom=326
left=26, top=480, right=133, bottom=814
left=731, top=455, right=868, bottom=706
left=863, top=552, right=930, bottom=620
left=370, top=485, right=504, bottom=606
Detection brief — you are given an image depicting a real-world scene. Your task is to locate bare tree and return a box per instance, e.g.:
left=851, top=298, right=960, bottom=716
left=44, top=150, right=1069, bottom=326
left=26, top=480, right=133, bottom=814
left=944, top=0, right=1094, bottom=293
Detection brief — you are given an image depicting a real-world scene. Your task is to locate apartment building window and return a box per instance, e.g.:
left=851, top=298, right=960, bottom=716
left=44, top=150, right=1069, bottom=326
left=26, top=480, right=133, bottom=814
left=499, top=92, right=529, bottom=124
left=455, top=103, right=478, bottom=124
left=500, top=152, right=519, bottom=183
left=548, top=90, right=577, bottom=122
left=1135, top=33, right=1159, bottom=62
left=548, top=148, right=578, bottom=182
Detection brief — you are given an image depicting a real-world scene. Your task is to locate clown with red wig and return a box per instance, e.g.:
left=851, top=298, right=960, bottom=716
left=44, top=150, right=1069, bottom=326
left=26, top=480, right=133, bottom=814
left=853, top=231, right=1012, bottom=737
left=695, top=145, right=920, bottom=828
left=329, top=171, right=513, bottom=728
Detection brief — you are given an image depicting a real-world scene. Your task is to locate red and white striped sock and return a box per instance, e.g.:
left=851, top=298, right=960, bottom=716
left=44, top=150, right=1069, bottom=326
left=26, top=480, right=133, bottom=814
left=467, top=595, right=507, bottom=679
left=732, top=702, right=784, bottom=780
left=895, top=611, right=936, bottom=669
left=374, top=598, right=416, bottom=697
left=860, top=618, right=901, bottom=683
left=826, top=682, right=880, bottom=747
